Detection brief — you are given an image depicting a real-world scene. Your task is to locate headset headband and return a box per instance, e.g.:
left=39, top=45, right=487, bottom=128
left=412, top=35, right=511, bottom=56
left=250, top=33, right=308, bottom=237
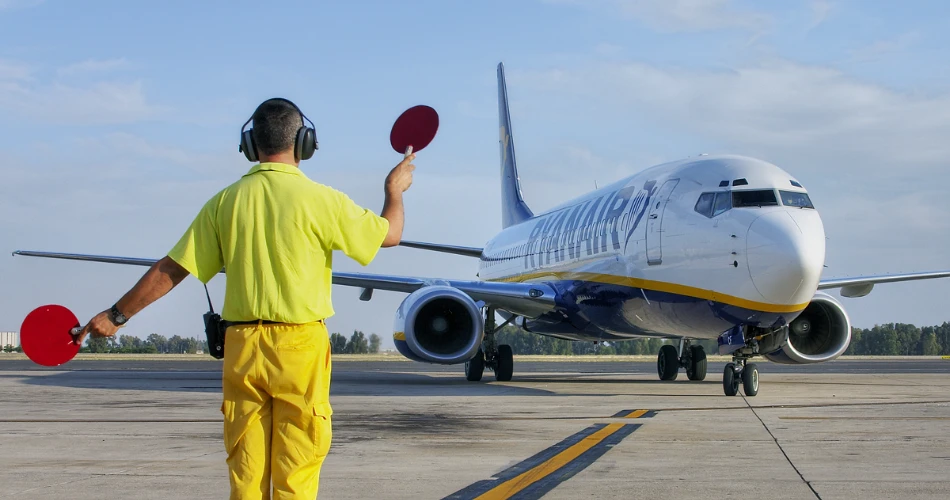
left=239, top=98, right=318, bottom=162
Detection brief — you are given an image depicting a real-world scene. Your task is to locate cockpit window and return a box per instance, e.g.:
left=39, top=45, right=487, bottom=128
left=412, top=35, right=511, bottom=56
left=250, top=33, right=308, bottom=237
left=780, top=190, right=814, bottom=209
left=712, top=191, right=732, bottom=216
left=695, top=192, right=733, bottom=218
left=732, top=190, right=778, bottom=207
left=694, top=193, right=714, bottom=217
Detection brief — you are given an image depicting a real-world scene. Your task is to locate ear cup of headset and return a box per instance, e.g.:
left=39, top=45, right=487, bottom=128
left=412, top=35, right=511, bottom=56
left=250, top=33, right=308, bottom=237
left=240, top=129, right=258, bottom=162
left=295, top=126, right=318, bottom=161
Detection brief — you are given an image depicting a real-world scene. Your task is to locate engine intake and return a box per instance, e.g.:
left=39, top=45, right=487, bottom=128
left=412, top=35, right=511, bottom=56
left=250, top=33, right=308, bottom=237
left=393, top=286, right=484, bottom=364
left=764, top=292, right=852, bottom=364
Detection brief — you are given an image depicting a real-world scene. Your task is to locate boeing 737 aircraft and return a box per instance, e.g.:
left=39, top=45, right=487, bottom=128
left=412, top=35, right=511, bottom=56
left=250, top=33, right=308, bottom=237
left=14, top=63, right=950, bottom=396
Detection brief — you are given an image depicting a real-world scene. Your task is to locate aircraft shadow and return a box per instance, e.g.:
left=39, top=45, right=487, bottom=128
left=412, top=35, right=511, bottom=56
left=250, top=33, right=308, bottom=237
left=13, top=370, right=559, bottom=397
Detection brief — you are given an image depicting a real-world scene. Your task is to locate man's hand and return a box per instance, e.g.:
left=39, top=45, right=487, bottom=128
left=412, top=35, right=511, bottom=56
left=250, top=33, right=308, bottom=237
left=380, top=153, right=416, bottom=247
left=75, top=310, right=119, bottom=345
left=385, top=153, right=415, bottom=196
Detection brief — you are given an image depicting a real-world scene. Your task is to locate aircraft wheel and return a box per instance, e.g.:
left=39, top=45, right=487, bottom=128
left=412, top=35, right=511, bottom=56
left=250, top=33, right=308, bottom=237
left=686, top=345, right=707, bottom=381
left=465, top=349, right=484, bottom=382
left=742, top=363, right=759, bottom=397
left=495, top=345, right=513, bottom=382
left=657, top=344, right=679, bottom=381
left=723, top=363, right=739, bottom=396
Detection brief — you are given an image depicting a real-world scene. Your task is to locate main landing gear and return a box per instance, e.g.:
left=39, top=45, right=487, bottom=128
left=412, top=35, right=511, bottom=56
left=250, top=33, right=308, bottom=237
left=465, top=307, right=514, bottom=382
left=656, top=340, right=707, bottom=382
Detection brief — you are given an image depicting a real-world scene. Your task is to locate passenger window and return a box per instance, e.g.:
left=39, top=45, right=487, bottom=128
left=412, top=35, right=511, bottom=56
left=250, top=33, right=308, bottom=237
left=712, top=192, right=732, bottom=216
left=694, top=193, right=714, bottom=218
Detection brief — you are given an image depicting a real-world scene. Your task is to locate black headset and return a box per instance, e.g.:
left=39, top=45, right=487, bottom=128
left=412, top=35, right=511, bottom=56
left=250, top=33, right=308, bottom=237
left=239, top=98, right=318, bottom=163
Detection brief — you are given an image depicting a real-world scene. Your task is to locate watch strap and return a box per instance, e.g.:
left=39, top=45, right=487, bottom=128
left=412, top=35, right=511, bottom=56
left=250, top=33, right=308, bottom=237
left=110, top=304, right=128, bottom=326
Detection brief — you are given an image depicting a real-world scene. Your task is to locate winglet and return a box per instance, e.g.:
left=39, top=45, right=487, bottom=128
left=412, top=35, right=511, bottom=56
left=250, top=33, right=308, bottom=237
left=498, top=63, right=534, bottom=228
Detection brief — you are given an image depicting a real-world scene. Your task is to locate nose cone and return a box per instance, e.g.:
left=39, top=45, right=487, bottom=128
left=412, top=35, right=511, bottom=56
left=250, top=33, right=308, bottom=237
left=746, top=210, right=825, bottom=306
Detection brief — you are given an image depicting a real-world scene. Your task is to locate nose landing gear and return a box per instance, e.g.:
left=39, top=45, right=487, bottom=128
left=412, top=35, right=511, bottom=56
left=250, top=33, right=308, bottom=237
left=723, top=360, right=758, bottom=396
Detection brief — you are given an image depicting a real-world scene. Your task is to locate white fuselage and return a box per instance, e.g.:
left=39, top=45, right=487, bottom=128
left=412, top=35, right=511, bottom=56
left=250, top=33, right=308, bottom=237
left=477, top=155, right=826, bottom=341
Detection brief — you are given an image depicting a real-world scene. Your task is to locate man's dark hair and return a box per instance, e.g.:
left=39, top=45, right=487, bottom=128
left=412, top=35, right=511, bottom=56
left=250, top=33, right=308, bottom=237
left=251, top=99, right=303, bottom=156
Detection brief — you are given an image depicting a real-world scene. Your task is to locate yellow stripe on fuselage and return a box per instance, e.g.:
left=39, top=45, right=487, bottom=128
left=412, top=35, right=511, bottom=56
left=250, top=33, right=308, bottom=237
left=490, top=271, right=808, bottom=314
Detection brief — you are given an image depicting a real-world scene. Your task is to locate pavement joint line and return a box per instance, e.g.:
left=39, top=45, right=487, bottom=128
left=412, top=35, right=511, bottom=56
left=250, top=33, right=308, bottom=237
left=742, top=394, right=822, bottom=500
left=443, top=410, right=652, bottom=499
left=650, top=399, right=950, bottom=412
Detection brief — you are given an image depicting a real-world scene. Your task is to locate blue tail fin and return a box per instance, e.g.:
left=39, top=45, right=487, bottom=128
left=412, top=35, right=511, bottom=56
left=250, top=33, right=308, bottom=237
left=498, top=63, right=534, bottom=228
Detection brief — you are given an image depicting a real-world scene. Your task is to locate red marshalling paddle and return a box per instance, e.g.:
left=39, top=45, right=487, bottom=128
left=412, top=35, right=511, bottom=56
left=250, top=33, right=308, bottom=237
left=20, top=304, right=81, bottom=366
left=390, top=105, right=439, bottom=157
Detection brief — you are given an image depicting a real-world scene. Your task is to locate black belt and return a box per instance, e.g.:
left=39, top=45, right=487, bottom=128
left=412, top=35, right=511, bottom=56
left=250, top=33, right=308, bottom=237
left=222, top=319, right=324, bottom=328
left=223, top=320, right=282, bottom=328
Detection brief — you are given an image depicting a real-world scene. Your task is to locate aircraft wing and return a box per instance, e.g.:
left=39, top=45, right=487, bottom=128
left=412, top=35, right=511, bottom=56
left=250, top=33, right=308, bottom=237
left=818, top=270, right=950, bottom=298
left=11, top=250, right=555, bottom=318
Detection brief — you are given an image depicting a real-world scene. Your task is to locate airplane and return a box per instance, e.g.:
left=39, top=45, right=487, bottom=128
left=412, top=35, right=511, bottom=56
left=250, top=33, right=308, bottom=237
left=13, top=62, right=950, bottom=397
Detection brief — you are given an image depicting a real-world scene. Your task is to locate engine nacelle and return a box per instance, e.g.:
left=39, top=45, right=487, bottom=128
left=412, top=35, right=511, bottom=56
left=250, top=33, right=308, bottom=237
left=393, top=286, right=484, bottom=364
left=764, top=292, right=852, bottom=364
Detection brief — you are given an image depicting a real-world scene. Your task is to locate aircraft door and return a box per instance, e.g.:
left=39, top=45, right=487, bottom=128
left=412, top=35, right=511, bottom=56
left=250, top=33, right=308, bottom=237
left=646, top=178, right=679, bottom=265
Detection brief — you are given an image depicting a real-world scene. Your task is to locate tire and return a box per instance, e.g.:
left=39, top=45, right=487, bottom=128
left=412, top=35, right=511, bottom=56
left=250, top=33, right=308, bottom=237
left=495, top=345, right=513, bottom=382
left=686, top=345, right=707, bottom=381
left=657, top=344, right=679, bottom=381
left=465, top=349, right=484, bottom=382
left=723, top=363, right=739, bottom=396
left=742, top=363, right=759, bottom=397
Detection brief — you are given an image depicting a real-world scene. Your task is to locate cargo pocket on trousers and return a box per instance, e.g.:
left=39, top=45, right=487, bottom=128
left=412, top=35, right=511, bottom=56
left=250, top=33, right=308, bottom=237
left=312, top=402, right=333, bottom=460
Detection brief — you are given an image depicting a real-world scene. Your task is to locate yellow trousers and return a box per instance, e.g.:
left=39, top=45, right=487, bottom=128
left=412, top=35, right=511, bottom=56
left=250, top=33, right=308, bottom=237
left=220, top=321, right=333, bottom=500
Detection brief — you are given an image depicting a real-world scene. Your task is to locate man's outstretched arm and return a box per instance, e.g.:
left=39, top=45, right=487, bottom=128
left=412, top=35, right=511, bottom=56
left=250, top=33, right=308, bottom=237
left=76, top=256, right=190, bottom=344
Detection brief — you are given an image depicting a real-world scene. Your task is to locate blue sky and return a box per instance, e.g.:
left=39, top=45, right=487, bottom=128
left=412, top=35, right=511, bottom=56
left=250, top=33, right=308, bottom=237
left=1, top=0, right=948, bottom=349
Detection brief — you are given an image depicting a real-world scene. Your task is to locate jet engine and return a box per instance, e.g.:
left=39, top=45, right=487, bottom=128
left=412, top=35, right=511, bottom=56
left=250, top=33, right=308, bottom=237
left=392, top=286, right=485, bottom=364
left=764, top=292, right=852, bottom=364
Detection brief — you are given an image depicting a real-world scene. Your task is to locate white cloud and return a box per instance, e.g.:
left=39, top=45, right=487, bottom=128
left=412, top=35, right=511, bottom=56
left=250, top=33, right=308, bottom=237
left=594, top=43, right=624, bottom=57
left=808, top=0, right=833, bottom=30
left=849, top=32, right=921, bottom=63
left=546, top=0, right=771, bottom=33
left=0, top=58, right=163, bottom=124
left=519, top=59, right=950, bottom=176
left=57, top=58, right=129, bottom=77
left=0, top=59, right=31, bottom=80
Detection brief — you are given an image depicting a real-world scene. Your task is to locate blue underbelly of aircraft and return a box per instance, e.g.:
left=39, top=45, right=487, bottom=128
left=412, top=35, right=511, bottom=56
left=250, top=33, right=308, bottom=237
left=522, top=280, right=796, bottom=342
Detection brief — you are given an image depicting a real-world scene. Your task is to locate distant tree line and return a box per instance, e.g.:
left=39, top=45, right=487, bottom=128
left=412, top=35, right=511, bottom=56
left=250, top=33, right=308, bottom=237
left=80, top=334, right=207, bottom=354
left=76, top=330, right=385, bottom=355
left=845, top=322, right=950, bottom=356
left=329, top=331, right=382, bottom=354
left=494, top=322, right=950, bottom=356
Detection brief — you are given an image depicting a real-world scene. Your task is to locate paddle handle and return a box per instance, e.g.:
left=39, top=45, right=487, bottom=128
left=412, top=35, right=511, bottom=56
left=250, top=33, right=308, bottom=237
left=69, top=326, right=81, bottom=345
left=404, top=145, right=413, bottom=158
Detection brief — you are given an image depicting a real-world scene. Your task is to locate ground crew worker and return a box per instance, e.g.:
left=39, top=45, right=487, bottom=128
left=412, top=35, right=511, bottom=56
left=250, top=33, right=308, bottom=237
left=74, top=97, right=415, bottom=499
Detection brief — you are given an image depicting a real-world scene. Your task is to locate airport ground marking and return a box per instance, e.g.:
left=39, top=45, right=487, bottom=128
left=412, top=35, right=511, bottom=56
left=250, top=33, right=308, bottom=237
left=443, top=410, right=653, bottom=500
left=611, top=409, right=656, bottom=419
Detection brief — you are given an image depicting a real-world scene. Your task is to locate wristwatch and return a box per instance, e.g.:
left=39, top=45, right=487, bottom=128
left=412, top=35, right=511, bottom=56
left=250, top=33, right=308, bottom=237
left=110, top=304, right=129, bottom=326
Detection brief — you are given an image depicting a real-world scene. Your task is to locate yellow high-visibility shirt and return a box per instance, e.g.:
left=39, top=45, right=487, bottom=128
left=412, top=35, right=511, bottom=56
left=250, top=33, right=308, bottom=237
left=167, top=162, right=389, bottom=323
